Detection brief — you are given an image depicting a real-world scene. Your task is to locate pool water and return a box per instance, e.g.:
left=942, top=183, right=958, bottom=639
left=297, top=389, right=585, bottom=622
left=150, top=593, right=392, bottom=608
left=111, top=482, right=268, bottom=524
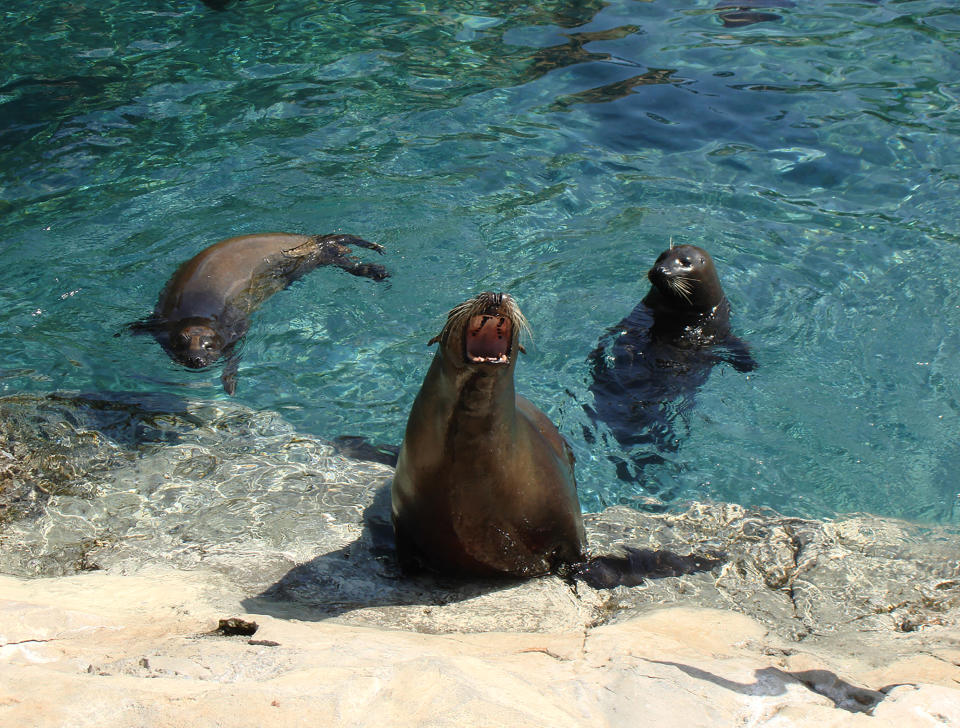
left=3, top=0, right=960, bottom=523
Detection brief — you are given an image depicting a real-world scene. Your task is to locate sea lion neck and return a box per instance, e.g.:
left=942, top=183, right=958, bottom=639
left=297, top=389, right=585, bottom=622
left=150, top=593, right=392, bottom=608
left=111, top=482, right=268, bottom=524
left=436, top=347, right=518, bottom=420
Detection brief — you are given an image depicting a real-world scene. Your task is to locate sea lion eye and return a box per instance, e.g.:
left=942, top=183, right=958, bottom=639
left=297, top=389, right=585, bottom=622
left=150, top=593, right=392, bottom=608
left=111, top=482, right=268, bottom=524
left=679, top=257, right=691, bottom=266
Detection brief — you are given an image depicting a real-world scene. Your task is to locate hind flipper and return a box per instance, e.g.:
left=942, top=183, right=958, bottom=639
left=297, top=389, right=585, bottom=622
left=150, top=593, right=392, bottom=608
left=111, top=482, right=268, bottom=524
left=289, top=234, right=390, bottom=281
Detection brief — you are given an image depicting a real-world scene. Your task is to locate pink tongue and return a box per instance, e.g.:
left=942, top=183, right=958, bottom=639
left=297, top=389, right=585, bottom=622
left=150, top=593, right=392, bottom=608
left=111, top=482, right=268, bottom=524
left=466, top=315, right=511, bottom=362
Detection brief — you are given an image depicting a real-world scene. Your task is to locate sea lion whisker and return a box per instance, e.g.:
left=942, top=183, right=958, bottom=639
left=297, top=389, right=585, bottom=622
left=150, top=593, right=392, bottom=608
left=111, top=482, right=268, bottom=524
left=433, top=292, right=532, bottom=349
left=670, top=276, right=694, bottom=303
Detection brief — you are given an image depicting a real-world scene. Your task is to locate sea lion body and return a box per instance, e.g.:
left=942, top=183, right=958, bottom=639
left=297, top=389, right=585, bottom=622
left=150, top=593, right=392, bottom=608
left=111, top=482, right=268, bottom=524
left=588, top=244, right=754, bottom=456
left=392, top=292, right=585, bottom=577
left=137, top=232, right=387, bottom=393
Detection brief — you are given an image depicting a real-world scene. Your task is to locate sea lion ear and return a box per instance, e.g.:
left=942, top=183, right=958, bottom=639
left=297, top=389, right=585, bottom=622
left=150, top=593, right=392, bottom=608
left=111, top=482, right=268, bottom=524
left=427, top=334, right=441, bottom=347
left=518, top=344, right=526, bottom=355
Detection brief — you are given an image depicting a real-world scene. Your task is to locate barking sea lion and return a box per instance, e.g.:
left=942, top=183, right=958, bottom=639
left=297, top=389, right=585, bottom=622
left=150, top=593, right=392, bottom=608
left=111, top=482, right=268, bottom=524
left=391, top=292, right=585, bottom=577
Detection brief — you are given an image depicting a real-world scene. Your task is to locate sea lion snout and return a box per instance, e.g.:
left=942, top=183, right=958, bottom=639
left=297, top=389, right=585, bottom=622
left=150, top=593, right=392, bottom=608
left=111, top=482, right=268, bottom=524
left=481, top=291, right=505, bottom=315
left=464, top=292, right=518, bottom=365
left=649, top=247, right=699, bottom=281
left=174, top=324, right=223, bottom=368
left=431, top=291, right=529, bottom=364
left=648, top=264, right=667, bottom=286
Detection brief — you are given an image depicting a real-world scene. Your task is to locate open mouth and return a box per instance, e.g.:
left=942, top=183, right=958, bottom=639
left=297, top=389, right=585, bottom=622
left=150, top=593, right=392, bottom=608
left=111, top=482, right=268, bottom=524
left=465, top=314, right=512, bottom=364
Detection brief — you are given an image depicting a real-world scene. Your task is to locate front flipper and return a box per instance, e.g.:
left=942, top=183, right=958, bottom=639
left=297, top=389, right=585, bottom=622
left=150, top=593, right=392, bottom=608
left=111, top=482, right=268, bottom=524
left=122, top=316, right=164, bottom=337
left=719, top=335, right=757, bottom=373
left=316, top=234, right=385, bottom=254
left=220, top=352, right=241, bottom=395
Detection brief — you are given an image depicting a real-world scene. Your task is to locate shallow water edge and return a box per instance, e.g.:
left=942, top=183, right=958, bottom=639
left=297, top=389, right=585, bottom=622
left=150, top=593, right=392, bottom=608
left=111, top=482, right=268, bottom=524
left=1, top=391, right=957, bottom=642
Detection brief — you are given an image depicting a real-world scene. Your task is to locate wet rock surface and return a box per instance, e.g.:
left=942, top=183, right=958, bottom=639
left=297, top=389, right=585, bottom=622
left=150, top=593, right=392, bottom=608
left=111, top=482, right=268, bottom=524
left=1, top=392, right=959, bottom=725
left=2, top=392, right=958, bottom=640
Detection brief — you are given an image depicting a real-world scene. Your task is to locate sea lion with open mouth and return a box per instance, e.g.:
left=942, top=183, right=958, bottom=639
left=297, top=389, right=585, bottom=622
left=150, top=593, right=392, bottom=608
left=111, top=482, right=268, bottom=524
left=587, top=244, right=755, bottom=467
left=130, top=232, right=388, bottom=395
left=391, top=292, right=586, bottom=577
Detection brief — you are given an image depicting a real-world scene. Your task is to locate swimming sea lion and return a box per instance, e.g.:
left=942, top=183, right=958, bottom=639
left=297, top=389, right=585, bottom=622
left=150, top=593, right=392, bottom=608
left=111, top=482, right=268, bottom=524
left=131, top=232, right=388, bottom=394
left=391, top=292, right=586, bottom=577
left=587, top=244, right=755, bottom=471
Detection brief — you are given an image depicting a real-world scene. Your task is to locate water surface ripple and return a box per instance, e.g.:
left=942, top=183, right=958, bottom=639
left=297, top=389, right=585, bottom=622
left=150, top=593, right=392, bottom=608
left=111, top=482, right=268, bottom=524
left=2, top=0, right=960, bottom=524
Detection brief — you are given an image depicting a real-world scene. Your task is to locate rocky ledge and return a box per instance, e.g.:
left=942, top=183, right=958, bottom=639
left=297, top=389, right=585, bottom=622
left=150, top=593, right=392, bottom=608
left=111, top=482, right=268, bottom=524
left=1, top=392, right=959, bottom=725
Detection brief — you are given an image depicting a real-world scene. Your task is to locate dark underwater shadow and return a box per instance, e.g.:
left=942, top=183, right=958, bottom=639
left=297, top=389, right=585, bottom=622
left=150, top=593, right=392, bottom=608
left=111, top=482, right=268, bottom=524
left=0, top=390, right=206, bottom=523
left=41, top=390, right=204, bottom=447
left=0, top=389, right=206, bottom=466
left=240, top=485, right=529, bottom=622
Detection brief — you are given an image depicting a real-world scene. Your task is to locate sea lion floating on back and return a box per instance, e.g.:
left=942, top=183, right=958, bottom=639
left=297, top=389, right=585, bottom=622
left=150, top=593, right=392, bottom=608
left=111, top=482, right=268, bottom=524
left=131, top=232, right=388, bottom=394
left=391, top=291, right=586, bottom=577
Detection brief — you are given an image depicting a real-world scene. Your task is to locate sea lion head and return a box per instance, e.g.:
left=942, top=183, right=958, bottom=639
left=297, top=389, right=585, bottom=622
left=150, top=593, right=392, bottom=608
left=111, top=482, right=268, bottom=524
left=168, top=321, right=225, bottom=368
left=647, top=244, right=724, bottom=311
left=429, top=292, right=530, bottom=371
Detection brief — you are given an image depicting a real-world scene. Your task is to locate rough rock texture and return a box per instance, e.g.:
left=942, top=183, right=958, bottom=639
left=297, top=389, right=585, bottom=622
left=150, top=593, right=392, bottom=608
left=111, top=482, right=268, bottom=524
left=2, top=392, right=960, bottom=725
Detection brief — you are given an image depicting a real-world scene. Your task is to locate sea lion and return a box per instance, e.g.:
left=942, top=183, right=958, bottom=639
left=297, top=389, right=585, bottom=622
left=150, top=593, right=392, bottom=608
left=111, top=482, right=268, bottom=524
left=587, top=244, right=755, bottom=473
left=391, top=292, right=586, bottom=578
left=131, top=232, right=388, bottom=394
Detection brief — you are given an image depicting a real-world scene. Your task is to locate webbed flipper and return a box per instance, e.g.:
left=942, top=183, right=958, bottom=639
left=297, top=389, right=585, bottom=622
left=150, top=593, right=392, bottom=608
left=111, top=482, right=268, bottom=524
left=719, top=335, right=757, bottom=373
left=285, top=234, right=389, bottom=282
left=220, top=353, right=241, bottom=395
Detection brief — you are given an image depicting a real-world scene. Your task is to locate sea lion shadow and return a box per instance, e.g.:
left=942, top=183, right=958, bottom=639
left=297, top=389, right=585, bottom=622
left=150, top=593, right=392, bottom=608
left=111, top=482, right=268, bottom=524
left=241, top=485, right=729, bottom=622
left=240, top=485, right=522, bottom=622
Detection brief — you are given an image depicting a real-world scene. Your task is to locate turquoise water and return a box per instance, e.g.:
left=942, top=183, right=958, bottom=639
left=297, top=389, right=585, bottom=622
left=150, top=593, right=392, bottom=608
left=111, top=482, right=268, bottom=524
left=2, top=0, right=960, bottom=523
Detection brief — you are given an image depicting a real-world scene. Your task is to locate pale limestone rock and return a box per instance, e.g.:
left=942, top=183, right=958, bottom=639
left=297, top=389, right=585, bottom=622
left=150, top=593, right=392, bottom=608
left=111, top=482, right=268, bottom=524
left=1, top=569, right=959, bottom=728
left=3, top=394, right=960, bottom=726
